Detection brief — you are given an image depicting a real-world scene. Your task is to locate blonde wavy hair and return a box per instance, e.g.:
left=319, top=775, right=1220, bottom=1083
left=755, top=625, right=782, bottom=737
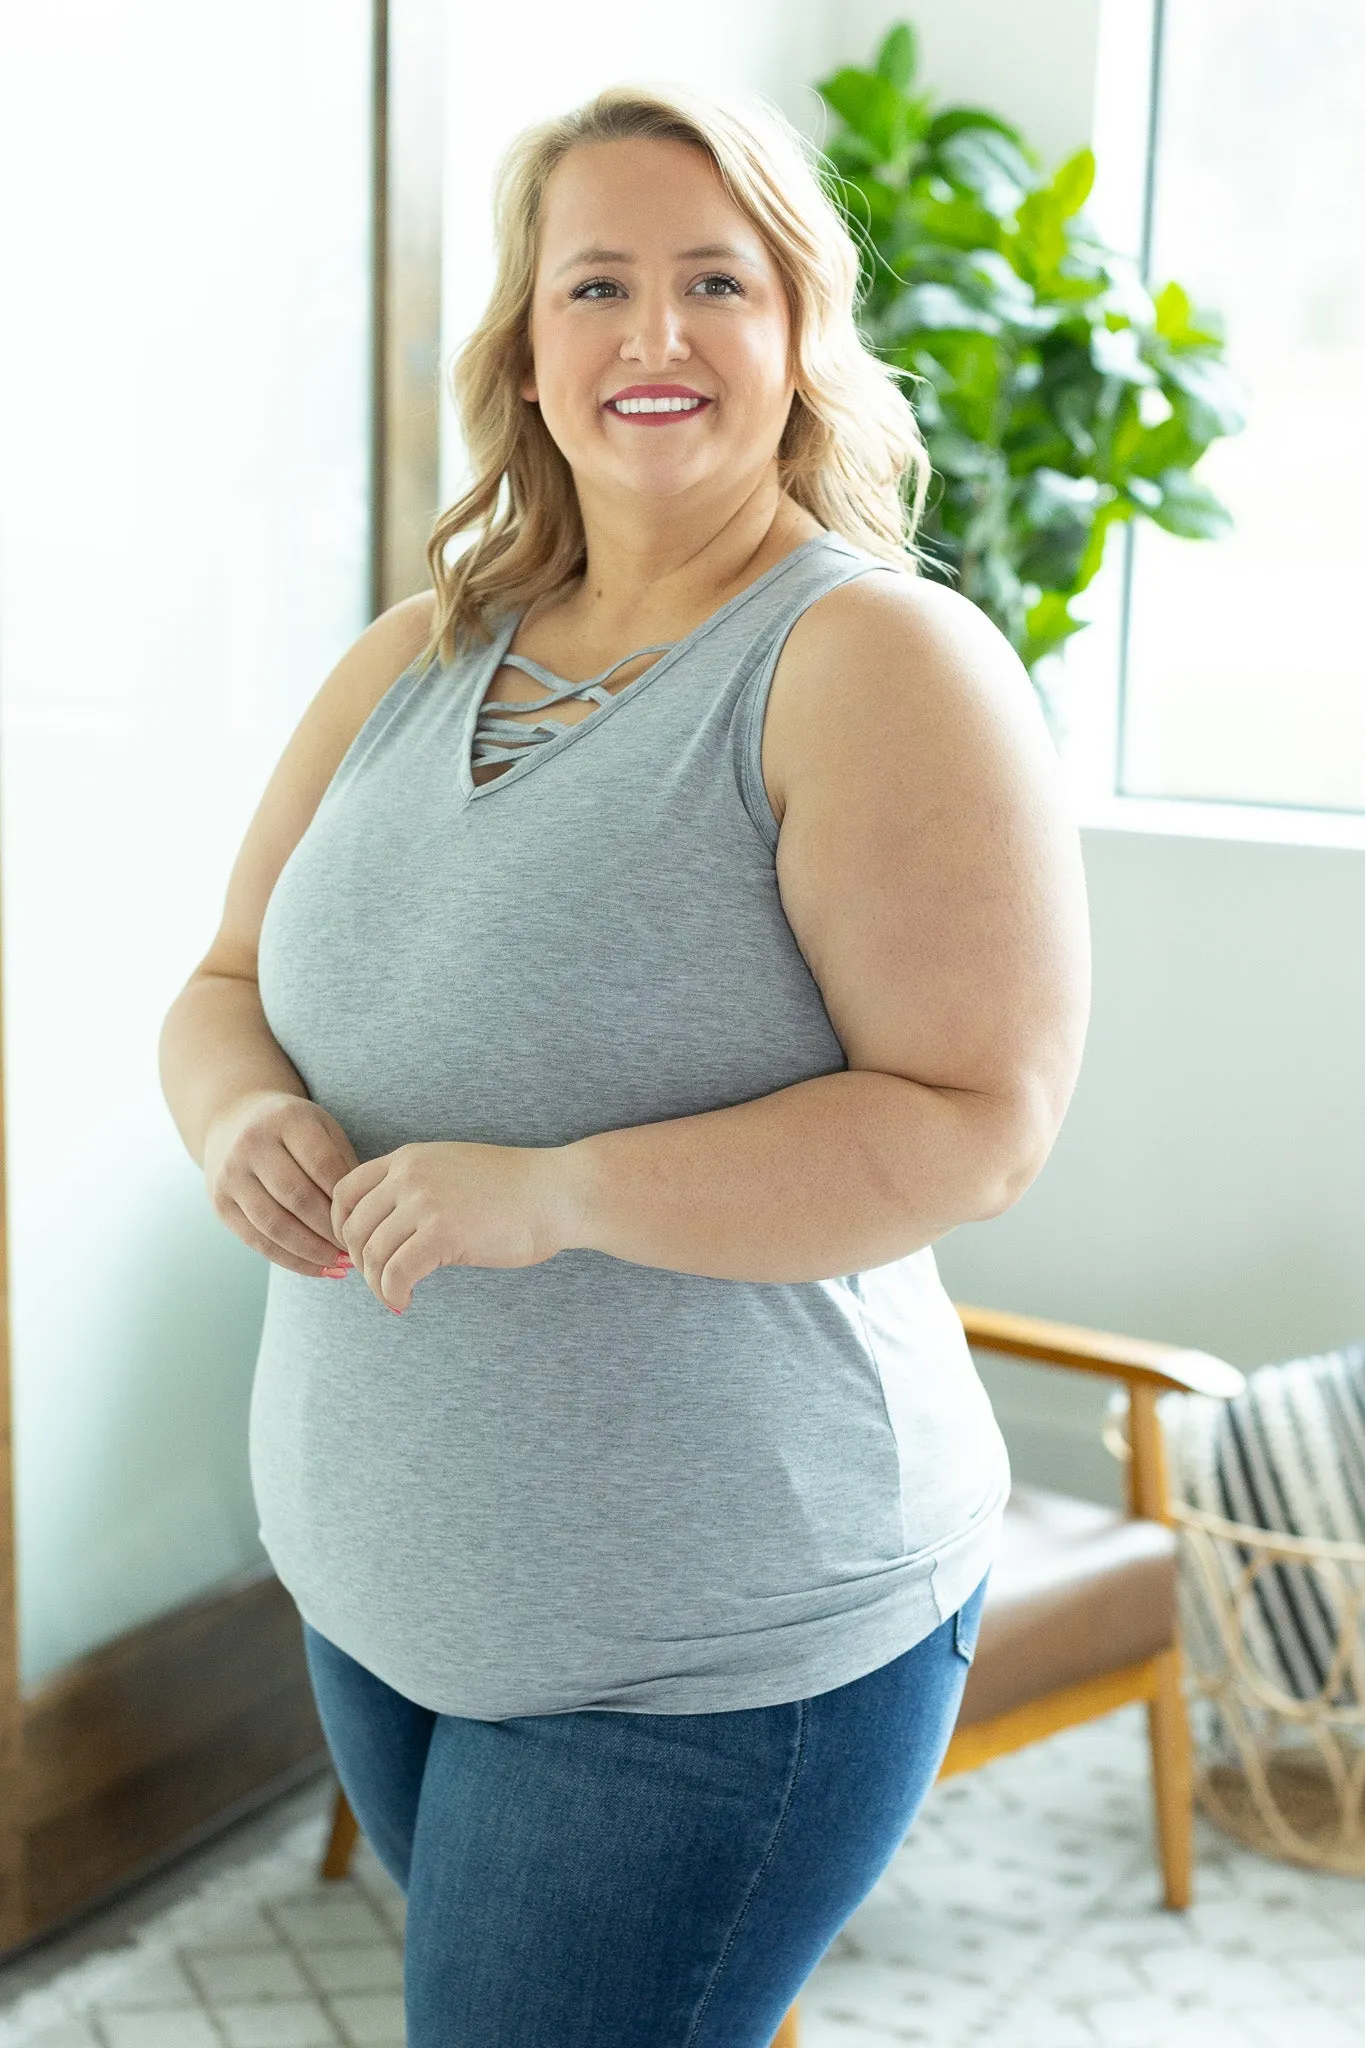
left=416, top=80, right=933, bottom=672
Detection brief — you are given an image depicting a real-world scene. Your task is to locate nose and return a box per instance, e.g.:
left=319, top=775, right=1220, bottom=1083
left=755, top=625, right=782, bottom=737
left=620, top=287, right=691, bottom=367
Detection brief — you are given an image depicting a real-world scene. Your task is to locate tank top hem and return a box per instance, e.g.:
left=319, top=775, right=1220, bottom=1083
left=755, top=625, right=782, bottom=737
left=262, top=1461, right=1010, bottom=1720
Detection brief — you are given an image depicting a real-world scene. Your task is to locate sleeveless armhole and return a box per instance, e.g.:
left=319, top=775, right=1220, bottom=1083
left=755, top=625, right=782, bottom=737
left=320, top=645, right=446, bottom=811
left=735, top=561, right=901, bottom=855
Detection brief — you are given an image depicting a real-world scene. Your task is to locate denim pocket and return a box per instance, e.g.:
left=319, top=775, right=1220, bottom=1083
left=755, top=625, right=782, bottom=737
left=951, top=1573, right=990, bottom=1667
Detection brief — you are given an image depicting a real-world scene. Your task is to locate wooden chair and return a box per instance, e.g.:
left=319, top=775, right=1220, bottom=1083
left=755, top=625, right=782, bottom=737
left=319, top=1302, right=1245, bottom=2048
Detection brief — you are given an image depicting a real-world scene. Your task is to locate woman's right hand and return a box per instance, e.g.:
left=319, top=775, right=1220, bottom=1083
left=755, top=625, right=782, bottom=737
left=204, top=1090, right=362, bottom=1277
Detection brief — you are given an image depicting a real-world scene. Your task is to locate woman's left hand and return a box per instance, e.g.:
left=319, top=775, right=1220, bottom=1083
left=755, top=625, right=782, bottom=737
left=330, top=1141, right=575, bottom=1312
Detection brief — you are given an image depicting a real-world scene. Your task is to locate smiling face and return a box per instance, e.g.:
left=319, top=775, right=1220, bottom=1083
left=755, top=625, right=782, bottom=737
left=519, top=135, right=796, bottom=514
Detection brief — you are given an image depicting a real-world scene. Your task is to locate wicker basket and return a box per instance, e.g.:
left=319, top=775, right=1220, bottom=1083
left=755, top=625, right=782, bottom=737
left=1104, top=1398, right=1365, bottom=1874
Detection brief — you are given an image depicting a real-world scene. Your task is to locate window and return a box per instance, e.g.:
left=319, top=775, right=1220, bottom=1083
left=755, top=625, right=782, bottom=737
left=1114, top=0, right=1365, bottom=816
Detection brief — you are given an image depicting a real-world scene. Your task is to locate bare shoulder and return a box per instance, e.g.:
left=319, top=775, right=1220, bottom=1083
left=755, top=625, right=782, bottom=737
left=189, top=588, right=441, bottom=982
left=763, top=562, right=1090, bottom=1155
left=764, top=566, right=1060, bottom=825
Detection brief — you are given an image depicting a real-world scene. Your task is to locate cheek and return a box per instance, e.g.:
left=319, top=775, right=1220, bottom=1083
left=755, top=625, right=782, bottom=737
left=726, top=335, right=793, bottom=415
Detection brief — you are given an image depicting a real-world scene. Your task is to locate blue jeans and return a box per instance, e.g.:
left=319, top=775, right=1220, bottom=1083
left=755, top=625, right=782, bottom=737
left=301, top=1572, right=989, bottom=2048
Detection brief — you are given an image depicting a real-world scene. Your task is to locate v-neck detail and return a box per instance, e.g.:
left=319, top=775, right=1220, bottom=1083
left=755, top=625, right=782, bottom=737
left=457, top=532, right=838, bottom=803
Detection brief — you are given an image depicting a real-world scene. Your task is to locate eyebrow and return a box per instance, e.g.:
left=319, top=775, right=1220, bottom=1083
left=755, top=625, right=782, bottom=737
left=550, top=242, right=762, bottom=279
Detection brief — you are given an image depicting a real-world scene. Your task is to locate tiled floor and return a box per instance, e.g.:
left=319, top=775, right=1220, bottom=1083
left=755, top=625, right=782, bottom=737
left=1, top=1703, right=1363, bottom=2047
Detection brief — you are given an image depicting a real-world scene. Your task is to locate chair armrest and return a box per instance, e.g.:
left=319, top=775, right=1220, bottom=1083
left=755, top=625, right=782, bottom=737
left=953, top=1302, right=1245, bottom=1400
left=954, top=1301, right=1245, bottom=1527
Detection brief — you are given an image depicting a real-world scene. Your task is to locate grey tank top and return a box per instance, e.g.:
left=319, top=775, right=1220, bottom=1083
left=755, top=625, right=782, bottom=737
left=250, top=528, right=1011, bottom=1719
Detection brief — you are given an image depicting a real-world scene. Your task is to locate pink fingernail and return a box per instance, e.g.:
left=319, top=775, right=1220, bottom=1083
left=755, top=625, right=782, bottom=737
left=388, top=1306, right=402, bottom=1316
left=321, top=1268, right=348, bottom=1279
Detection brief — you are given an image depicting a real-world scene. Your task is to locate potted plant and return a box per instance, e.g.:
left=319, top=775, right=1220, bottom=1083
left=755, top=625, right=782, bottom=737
left=814, top=20, right=1247, bottom=711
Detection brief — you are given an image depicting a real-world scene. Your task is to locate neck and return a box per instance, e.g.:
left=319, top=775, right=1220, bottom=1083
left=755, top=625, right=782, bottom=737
left=567, top=476, right=818, bottom=634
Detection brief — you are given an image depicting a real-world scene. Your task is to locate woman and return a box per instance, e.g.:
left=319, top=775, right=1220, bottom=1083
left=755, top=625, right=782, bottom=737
left=160, top=80, right=1090, bottom=2048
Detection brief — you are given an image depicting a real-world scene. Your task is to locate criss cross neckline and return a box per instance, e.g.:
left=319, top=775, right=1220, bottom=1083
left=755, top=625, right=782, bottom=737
left=460, top=531, right=842, bottom=800
left=469, top=643, right=678, bottom=774
left=496, top=640, right=677, bottom=708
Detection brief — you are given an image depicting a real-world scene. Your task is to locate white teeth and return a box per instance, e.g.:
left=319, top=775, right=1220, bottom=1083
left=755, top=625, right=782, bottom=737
left=609, top=395, right=704, bottom=414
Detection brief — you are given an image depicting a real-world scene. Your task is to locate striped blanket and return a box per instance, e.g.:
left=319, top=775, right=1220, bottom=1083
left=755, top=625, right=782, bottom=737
left=1158, top=1342, right=1365, bottom=1706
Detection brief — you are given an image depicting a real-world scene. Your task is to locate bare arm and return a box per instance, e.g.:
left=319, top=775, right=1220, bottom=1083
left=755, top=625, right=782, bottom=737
left=159, top=973, right=310, bottom=1173
left=159, top=591, right=438, bottom=1268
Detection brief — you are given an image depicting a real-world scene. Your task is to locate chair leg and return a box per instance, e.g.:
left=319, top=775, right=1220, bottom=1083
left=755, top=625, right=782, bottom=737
left=321, top=1784, right=360, bottom=1881
left=768, top=2002, right=799, bottom=2048
left=1147, top=1647, right=1193, bottom=1910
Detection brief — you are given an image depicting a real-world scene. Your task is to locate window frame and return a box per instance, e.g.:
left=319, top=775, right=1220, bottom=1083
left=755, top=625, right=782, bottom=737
left=1062, top=0, right=1365, bottom=851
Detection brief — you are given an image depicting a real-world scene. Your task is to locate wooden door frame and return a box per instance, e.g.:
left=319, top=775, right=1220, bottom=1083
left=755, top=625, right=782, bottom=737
left=0, top=0, right=444, bottom=1957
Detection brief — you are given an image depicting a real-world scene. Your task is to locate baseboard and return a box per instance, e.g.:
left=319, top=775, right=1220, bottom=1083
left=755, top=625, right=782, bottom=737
left=1, top=1567, right=326, bottom=1954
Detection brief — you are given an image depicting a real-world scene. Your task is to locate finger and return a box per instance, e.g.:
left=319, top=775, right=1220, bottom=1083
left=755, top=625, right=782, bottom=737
left=336, top=1178, right=399, bottom=1266
left=383, top=1227, right=444, bottom=1313
left=219, top=1194, right=349, bottom=1277
left=363, top=1215, right=424, bottom=1308
left=331, top=1156, right=390, bottom=1243
left=281, top=1115, right=361, bottom=1203
left=226, top=1178, right=349, bottom=1268
left=257, top=1149, right=347, bottom=1252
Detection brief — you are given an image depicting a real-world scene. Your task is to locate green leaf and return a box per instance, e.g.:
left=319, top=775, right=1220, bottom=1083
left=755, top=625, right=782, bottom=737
left=1120, top=412, right=1200, bottom=481
left=1021, top=588, right=1090, bottom=669
left=1160, top=352, right=1248, bottom=438
left=822, top=131, right=883, bottom=181
left=875, top=21, right=917, bottom=90
left=1013, top=469, right=1102, bottom=587
left=1013, top=187, right=1066, bottom=279
left=904, top=190, right=1005, bottom=252
left=1049, top=146, right=1095, bottom=220
left=1090, top=323, right=1158, bottom=385
left=882, top=281, right=1004, bottom=337
left=1017, top=468, right=1103, bottom=524
left=937, top=126, right=1037, bottom=215
left=1052, top=381, right=1098, bottom=460
left=927, top=428, right=1001, bottom=479
left=817, top=67, right=913, bottom=164
left=1025, top=589, right=1073, bottom=638
left=1153, top=279, right=1224, bottom=347
left=1145, top=468, right=1234, bottom=539
left=1071, top=494, right=1130, bottom=592
left=926, top=106, right=1032, bottom=152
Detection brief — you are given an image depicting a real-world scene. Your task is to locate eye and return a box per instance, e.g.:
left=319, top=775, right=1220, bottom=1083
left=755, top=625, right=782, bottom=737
left=567, top=273, right=744, bottom=302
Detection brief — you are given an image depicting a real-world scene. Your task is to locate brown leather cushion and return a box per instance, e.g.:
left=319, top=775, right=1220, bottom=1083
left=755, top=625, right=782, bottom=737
left=957, top=1483, right=1178, bottom=1726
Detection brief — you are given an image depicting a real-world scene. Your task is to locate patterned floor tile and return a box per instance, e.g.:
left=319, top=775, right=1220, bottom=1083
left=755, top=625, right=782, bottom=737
left=183, top=1950, right=313, bottom=2003
left=269, top=1898, right=390, bottom=1950
left=325, top=1992, right=406, bottom=2047
left=1245, top=2011, right=1365, bottom=2048
left=82, top=1955, right=200, bottom=2012
left=214, top=1999, right=341, bottom=2047
left=8, top=2027, right=103, bottom=2048
left=297, top=1949, right=403, bottom=1997
left=99, top=2014, right=222, bottom=2048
